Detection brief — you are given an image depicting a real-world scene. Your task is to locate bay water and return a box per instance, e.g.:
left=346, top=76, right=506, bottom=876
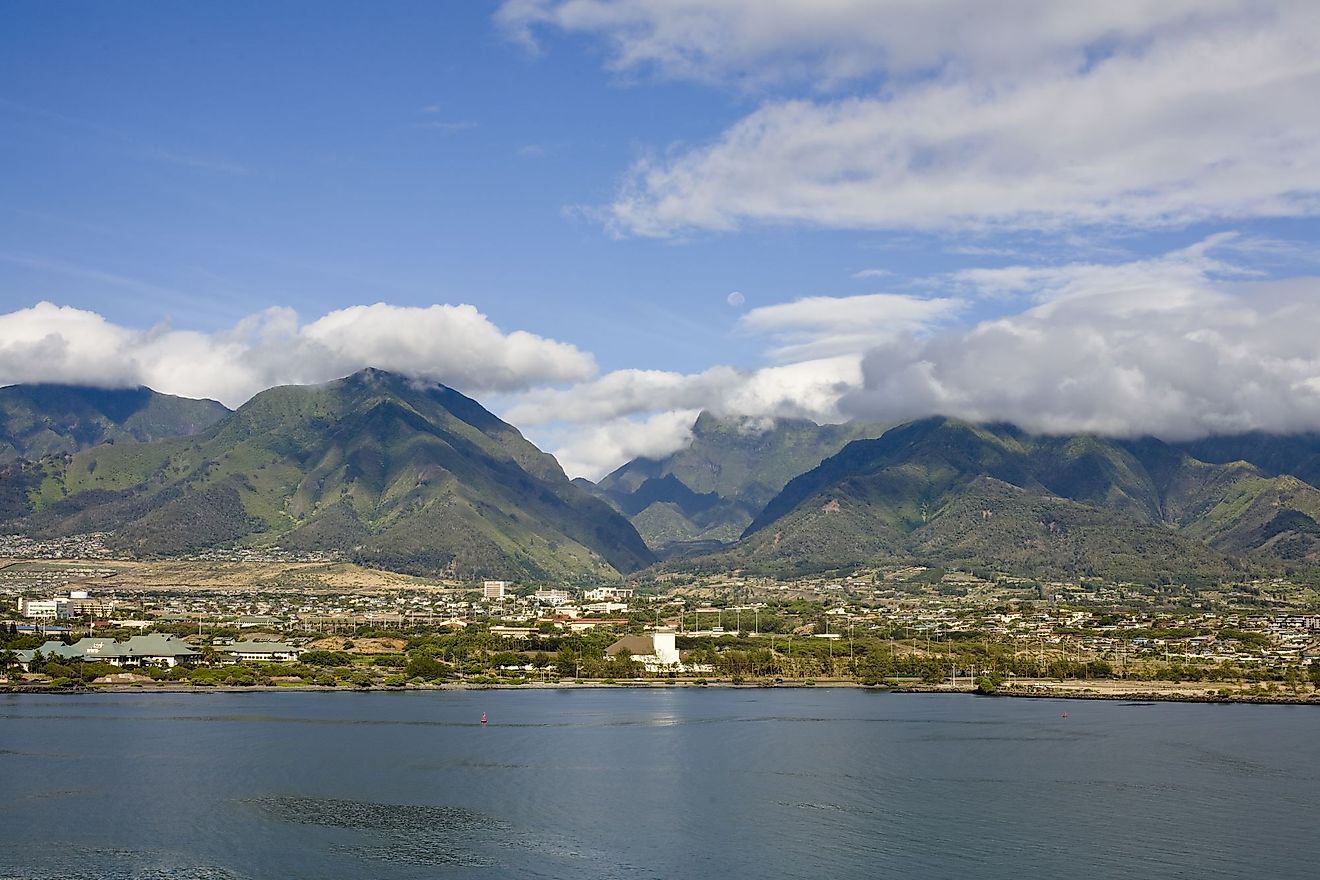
left=2, top=689, right=1316, bottom=879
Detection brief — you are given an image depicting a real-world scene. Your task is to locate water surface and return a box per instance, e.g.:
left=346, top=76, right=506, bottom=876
left=2, top=689, right=1316, bottom=878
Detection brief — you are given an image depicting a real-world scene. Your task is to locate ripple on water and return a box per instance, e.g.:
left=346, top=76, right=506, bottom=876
left=0, top=847, right=251, bottom=880
left=247, top=795, right=504, bottom=868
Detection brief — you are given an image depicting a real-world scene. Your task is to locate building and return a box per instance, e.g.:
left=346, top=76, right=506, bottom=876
left=235, top=614, right=281, bottom=629
left=16, top=592, right=115, bottom=619
left=483, top=581, right=510, bottom=601
left=533, top=589, right=572, bottom=606
left=490, top=625, right=537, bottom=639
left=16, top=598, right=62, bottom=619
left=215, top=641, right=301, bottom=663
left=584, top=587, right=634, bottom=602
left=605, top=628, right=681, bottom=672
left=564, top=617, right=628, bottom=633
left=583, top=602, right=629, bottom=614
left=18, top=633, right=202, bottom=669
left=65, top=591, right=115, bottom=617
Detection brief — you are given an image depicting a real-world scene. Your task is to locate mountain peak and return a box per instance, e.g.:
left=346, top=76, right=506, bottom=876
left=8, top=373, right=652, bottom=580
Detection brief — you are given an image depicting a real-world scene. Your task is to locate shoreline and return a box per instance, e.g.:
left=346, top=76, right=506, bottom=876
left=4, top=679, right=1319, bottom=706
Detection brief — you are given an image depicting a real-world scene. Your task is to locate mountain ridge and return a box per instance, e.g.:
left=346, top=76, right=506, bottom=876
left=678, top=416, right=1320, bottom=581
left=0, top=383, right=230, bottom=462
left=1, top=369, right=653, bottom=581
left=588, top=411, right=885, bottom=550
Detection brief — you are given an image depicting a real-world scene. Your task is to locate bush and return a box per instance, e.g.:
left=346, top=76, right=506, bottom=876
left=405, top=656, right=449, bottom=681
left=301, top=651, right=354, bottom=667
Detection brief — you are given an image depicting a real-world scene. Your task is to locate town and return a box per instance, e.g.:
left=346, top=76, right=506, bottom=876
left=3, top=555, right=1319, bottom=701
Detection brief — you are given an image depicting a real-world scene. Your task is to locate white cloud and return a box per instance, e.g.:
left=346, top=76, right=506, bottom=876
left=0, top=302, right=596, bottom=407
left=511, top=2, right=1320, bottom=237
left=720, top=356, right=863, bottom=421
left=509, top=356, right=864, bottom=477
left=541, top=409, right=702, bottom=480
left=739, top=292, right=964, bottom=360
left=841, top=242, right=1320, bottom=439
left=507, top=356, right=860, bottom=428
left=498, top=0, right=1233, bottom=87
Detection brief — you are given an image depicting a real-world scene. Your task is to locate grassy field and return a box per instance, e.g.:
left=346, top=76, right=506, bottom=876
left=0, top=558, right=463, bottom=593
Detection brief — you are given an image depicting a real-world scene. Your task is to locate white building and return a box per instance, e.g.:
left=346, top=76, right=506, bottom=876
left=17, top=598, right=62, bottom=619
left=605, top=628, right=681, bottom=672
left=584, top=587, right=634, bottom=602
left=534, top=589, right=571, bottom=606
left=216, top=641, right=301, bottom=663
left=16, top=592, right=114, bottom=619
left=583, top=602, right=629, bottom=614
left=483, top=581, right=509, bottom=600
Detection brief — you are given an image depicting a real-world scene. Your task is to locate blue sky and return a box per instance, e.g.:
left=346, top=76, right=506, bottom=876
left=4, top=2, right=1320, bottom=476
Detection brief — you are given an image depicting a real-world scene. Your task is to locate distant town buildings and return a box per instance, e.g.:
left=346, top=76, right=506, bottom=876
left=483, top=580, right=510, bottom=601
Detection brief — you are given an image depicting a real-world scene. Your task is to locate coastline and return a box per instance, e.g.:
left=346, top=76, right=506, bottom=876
left=4, top=678, right=1320, bottom=706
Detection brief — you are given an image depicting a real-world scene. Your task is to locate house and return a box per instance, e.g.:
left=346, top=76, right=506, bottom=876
left=216, top=641, right=301, bottom=663
left=19, top=634, right=202, bottom=669
left=605, top=628, right=681, bottom=672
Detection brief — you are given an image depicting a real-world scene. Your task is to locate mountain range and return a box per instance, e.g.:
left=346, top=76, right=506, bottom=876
left=586, top=411, right=882, bottom=552
left=6, top=372, right=1320, bottom=585
left=0, top=370, right=651, bottom=580
left=686, top=417, right=1320, bottom=583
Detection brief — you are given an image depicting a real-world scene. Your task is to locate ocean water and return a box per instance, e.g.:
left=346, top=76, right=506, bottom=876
left=1, top=689, right=1316, bottom=879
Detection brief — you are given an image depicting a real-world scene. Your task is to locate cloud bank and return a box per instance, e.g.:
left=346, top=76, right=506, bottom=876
left=842, top=241, right=1320, bottom=439
left=0, top=302, right=595, bottom=407
left=507, top=1, right=1320, bottom=237
left=7, top=238, right=1320, bottom=478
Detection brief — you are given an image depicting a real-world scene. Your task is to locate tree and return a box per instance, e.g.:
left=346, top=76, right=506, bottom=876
left=405, top=655, right=448, bottom=681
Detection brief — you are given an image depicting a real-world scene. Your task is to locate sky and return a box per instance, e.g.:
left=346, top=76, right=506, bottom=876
left=4, top=1, right=1320, bottom=477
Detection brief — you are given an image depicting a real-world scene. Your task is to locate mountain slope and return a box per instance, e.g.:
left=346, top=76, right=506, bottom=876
left=708, top=418, right=1320, bottom=581
left=590, top=412, right=884, bottom=549
left=0, top=384, right=230, bottom=461
left=1175, top=433, right=1320, bottom=488
left=3, top=369, right=653, bottom=580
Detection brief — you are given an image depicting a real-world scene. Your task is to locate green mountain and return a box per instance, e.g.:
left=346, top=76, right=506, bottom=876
left=0, top=384, right=230, bottom=461
left=691, top=417, right=1320, bottom=582
left=1, top=369, right=653, bottom=581
left=1174, top=433, right=1320, bottom=487
left=588, top=411, right=884, bottom=551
